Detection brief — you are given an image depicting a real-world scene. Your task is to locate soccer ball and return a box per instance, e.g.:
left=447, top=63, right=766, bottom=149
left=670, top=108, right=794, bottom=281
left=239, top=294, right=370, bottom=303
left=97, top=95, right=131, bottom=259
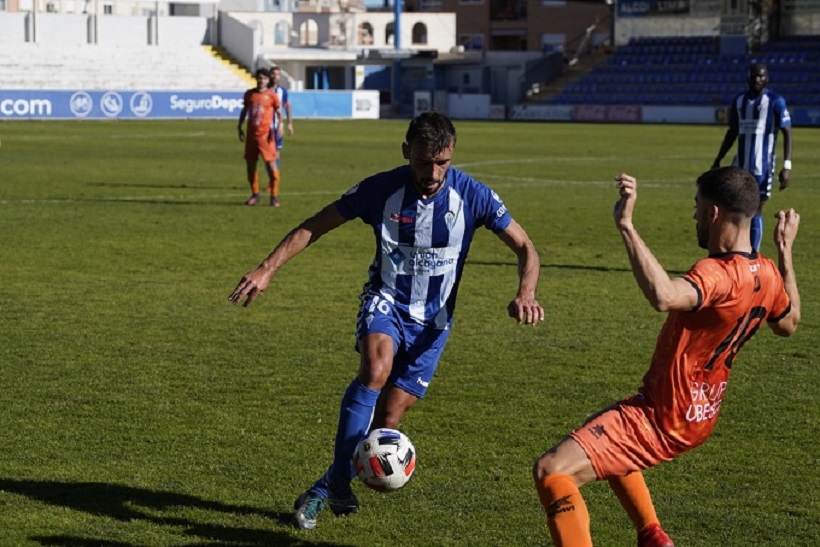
left=352, top=428, right=417, bottom=492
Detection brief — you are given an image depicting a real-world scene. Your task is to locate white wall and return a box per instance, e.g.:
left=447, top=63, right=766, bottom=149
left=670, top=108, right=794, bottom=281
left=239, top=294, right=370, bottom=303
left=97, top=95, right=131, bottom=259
left=157, top=15, right=211, bottom=46
left=0, top=13, right=28, bottom=43
left=0, top=11, right=212, bottom=46
left=226, top=10, right=456, bottom=52
left=98, top=16, right=150, bottom=46
left=615, top=16, right=719, bottom=46
left=35, top=12, right=88, bottom=45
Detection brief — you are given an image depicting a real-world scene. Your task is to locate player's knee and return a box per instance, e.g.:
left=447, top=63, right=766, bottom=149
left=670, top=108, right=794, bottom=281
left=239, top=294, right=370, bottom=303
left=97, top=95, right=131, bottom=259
left=358, top=360, right=391, bottom=389
left=532, top=449, right=564, bottom=482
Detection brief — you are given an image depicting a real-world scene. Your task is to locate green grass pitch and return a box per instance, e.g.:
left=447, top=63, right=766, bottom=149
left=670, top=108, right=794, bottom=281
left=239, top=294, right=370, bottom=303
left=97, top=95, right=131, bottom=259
left=0, top=118, right=817, bottom=546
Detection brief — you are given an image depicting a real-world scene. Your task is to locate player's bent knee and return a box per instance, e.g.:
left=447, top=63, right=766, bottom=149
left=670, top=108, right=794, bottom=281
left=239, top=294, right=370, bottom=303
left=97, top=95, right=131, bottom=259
left=533, top=452, right=560, bottom=482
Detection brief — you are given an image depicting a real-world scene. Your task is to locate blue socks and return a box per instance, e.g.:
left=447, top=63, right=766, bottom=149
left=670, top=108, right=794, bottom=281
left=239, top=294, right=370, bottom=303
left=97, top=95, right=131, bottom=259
left=310, top=378, right=380, bottom=497
left=751, top=213, right=763, bottom=253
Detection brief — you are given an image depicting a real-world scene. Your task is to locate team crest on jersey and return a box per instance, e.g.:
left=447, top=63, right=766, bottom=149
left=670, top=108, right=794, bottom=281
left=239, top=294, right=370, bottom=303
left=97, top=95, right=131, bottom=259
left=444, top=211, right=456, bottom=230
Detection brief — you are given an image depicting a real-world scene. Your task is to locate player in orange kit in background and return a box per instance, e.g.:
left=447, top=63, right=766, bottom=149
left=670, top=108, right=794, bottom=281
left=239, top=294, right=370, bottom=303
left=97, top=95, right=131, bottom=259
left=237, top=68, right=281, bottom=206
left=533, top=167, right=801, bottom=547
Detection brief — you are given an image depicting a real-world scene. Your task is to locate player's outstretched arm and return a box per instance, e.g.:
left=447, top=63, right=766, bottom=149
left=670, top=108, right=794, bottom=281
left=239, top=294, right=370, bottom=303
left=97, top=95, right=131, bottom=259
left=496, top=220, right=544, bottom=326
left=771, top=208, right=801, bottom=336
left=228, top=204, right=348, bottom=307
left=237, top=105, right=248, bottom=142
left=712, top=127, right=738, bottom=169
left=614, top=174, right=699, bottom=312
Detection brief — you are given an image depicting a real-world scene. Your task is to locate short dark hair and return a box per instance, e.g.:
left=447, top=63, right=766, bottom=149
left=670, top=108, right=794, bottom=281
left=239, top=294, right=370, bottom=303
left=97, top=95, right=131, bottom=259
left=255, top=68, right=270, bottom=78
left=697, top=167, right=760, bottom=218
left=749, top=62, right=768, bottom=76
left=405, top=111, right=457, bottom=153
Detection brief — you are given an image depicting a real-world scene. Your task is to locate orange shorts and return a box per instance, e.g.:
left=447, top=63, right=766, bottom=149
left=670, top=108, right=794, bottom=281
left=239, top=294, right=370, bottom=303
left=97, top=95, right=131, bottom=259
left=570, top=395, right=682, bottom=479
left=244, top=136, right=277, bottom=163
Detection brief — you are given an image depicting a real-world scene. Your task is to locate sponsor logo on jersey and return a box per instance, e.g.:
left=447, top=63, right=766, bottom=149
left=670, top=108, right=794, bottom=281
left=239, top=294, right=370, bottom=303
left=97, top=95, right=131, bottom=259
left=390, top=212, right=414, bottom=223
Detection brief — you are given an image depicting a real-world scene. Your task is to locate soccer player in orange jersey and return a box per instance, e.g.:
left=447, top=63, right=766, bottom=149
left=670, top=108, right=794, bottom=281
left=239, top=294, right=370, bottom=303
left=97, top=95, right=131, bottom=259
left=237, top=68, right=282, bottom=206
left=533, top=167, right=801, bottom=547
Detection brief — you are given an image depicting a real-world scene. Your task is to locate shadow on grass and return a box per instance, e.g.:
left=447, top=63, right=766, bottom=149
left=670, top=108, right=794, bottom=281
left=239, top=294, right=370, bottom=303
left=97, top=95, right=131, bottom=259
left=469, top=260, right=687, bottom=276
left=468, top=259, right=632, bottom=273
left=1, top=479, right=353, bottom=547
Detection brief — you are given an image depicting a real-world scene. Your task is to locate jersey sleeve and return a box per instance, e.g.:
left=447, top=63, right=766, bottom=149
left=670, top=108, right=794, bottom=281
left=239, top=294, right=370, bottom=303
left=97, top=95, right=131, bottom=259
left=334, top=172, right=390, bottom=224
left=764, top=261, right=792, bottom=322
left=457, top=172, right=512, bottom=233
left=334, top=181, right=368, bottom=222
left=775, top=94, right=792, bottom=128
left=681, top=258, right=731, bottom=312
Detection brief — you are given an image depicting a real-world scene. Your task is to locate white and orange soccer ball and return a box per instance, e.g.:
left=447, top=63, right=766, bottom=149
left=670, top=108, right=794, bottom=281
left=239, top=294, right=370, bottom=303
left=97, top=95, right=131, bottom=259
left=353, top=428, right=417, bottom=492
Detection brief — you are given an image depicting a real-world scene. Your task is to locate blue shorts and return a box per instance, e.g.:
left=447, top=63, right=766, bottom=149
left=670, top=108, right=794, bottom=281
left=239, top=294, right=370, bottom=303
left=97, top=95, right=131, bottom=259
left=355, top=291, right=451, bottom=399
left=752, top=171, right=772, bottom=202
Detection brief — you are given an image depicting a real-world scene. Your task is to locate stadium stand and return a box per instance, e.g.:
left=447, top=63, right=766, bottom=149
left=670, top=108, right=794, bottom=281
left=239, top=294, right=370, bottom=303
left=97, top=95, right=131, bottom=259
left=545, top=35, right=820, bottom=107
left=0, top=43, right=253, bottom=91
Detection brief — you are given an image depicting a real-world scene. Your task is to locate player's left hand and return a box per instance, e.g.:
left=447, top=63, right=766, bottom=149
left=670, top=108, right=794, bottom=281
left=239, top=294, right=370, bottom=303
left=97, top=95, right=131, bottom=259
left=613, top=173, right=637, bottom=229
left=773, top=208, right=799, bottom=251
left=778, top=168, right=791, bottom=190
left=228, top=267, right=273, bottom=307
left=507, top=296, right=545, bottom=326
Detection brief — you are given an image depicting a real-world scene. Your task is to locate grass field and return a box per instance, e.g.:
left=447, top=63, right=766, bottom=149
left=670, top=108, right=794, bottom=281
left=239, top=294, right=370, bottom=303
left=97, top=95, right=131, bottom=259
left=0, top=118, right=817, bottom=547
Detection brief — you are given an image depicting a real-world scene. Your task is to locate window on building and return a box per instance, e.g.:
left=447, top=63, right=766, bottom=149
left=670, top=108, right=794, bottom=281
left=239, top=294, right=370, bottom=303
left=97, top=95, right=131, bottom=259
left=458, top=34, right=484, bottom=51
left=412, top=22, right=427, bottom=45
left=358, top=22, right=374, bottom=45
left=490, top=0, right=527, bottom=20
left=385, top=22, right=394, bottom=46
left=274, top=21, right=290, bottom=45
left=299, top=19, right=319, bottom=46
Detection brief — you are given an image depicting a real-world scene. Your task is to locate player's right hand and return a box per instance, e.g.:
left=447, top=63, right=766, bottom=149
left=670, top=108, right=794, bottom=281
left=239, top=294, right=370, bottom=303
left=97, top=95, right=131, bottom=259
left=238, top=128, right=245, bottom=142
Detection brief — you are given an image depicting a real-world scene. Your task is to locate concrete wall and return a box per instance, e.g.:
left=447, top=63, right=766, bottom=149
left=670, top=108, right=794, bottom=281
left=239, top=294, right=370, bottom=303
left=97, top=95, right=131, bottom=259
left=219, top=11, right=260, bottom=70
left=615, top=16, right=719, bottom=46
left=0, top=11, right=212, bottom=46
left=98, top=16, right=151, bottom=46
left=0, top=12, right=28, bottom=43
left=226, top=9, right=456, bottom=52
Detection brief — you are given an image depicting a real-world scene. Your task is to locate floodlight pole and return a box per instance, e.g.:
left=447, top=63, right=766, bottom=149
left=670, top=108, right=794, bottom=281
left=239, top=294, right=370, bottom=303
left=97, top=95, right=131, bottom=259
left=391, top=0, right=402, bottom=114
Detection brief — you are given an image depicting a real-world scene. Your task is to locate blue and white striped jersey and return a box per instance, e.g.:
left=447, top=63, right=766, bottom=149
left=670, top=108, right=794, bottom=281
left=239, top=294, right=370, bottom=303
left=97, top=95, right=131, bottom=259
left=335, top=165, right=512, bottom=330
left=728, top=88, right=791, bottom=186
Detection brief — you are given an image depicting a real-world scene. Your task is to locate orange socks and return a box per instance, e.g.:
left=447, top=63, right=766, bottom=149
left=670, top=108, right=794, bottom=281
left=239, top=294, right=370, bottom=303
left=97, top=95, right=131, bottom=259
left=535, top=473, right=592, bottom=547
left=608, top=472, right=659, bottom=532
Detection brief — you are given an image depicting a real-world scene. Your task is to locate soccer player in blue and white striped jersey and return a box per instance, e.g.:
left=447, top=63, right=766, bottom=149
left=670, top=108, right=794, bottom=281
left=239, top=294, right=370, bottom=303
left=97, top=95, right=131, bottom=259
left=712, top=63, right=793, bottom=252
left=229, top=111, right=545, bottom=530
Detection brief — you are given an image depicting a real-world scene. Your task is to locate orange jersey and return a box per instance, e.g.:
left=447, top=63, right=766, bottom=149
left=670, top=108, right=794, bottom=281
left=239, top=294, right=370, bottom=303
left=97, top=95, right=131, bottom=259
left=640, top=251, right=791, bottom=453
left=242, top=88, right=280, bottom=139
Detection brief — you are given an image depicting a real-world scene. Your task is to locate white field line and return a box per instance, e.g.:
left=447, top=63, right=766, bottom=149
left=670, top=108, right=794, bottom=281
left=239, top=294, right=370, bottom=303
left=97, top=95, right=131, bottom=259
left=2, top=157, right=818, bottom=204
